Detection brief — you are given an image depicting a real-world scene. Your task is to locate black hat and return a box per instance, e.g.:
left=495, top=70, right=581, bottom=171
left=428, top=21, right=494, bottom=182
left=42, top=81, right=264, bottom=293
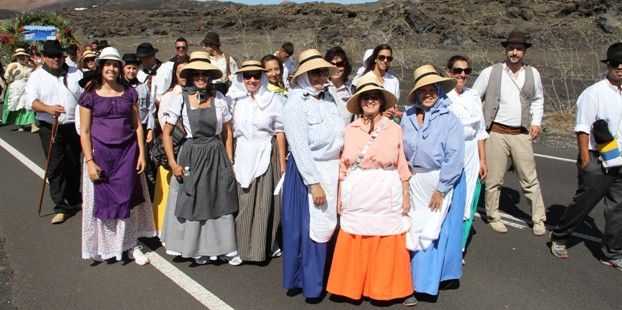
left=202, top=32, right=220, bottom=47
left=78, top=70, right=96, bottom=88
left=136, top=42, right=158, bottom=59
left=99, top=40, right=109, bottom=48
left=601, top=42, right=622, bottom=64
left=501, top=30, right=532, bottom=49
left=122, top=53, right=141, bottom=66
left=42, top=40, right=64, bottom=57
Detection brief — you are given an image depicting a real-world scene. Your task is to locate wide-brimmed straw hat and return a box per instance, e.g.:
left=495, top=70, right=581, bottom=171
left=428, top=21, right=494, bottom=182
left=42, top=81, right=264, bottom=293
left=180, top=51, right=223, bottom=80
left=346, top=75, right=397, bottom=114
left=291, top=48, right=336, bottom=83
left=235, top=60, right=267, bottom=74
left=82, top=50, right=97, bottom=59
left=500, top=30, right=532, bottom=49
left=406, top=64, right=457, bottom=104
left=11, top=48, right=29, bottom=60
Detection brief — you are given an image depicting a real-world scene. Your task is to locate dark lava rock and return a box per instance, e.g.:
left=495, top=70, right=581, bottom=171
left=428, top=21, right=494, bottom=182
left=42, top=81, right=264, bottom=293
left=520, top=7, right=534, bottom=21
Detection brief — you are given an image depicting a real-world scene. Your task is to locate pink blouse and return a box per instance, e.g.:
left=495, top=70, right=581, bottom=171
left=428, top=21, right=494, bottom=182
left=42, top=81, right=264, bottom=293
left=339, top=116, right=411, bottom=182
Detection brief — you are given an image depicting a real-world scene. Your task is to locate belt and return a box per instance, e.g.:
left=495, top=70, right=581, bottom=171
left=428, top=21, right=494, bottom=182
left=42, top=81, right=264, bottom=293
left=489, top=122, right=528, bottom=135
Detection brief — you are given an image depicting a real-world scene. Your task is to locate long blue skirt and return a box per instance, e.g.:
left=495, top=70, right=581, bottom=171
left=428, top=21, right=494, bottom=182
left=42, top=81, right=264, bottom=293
left=282, top=156, right=327, bottom=298
left=410, top=171, right=466, bottom=296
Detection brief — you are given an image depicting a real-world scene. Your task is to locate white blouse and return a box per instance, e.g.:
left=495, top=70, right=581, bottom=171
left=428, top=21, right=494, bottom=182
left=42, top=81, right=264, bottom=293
left=230, top=92, right=285, bottom=188
left=447, top=87, right=489, bottom=141
left=231, top=94, right=285, bottom=141
left=165, top=91, right=232, bottom=137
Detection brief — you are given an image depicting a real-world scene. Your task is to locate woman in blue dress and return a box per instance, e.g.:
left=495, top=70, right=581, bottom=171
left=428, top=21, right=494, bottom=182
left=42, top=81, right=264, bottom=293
left=401, top=64, right=465, bottom=306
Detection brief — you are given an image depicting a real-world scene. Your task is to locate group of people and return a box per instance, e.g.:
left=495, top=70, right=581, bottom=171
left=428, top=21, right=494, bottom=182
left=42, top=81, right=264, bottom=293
left=2, top=27, right=621, bottom=306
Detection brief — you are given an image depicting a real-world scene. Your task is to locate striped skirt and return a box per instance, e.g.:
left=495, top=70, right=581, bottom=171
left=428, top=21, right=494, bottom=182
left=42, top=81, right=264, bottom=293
left=234, top=139, right=282, bottom=262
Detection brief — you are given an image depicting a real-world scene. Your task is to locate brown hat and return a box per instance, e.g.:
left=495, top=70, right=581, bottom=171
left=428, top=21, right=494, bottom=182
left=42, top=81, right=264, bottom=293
left=346, top=75, right=397, bottom=114
left=501, top=30, right=532, bottom=49
left=406, top=64, right=457, bottom=104
left=202, top=32, right=220, bottom=47
left=291, top=49, right=336, bottom=84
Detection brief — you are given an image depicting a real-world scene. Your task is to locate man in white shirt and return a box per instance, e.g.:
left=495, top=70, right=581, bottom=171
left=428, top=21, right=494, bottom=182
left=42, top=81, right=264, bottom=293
left=201, top=31, right=238, bottom=95
left=550, top=43, right=622, bottom=270
left=25, top=40, right=83, bottom=224
left=136, top=42, right=173, bottom=109
left=275, top=42, right=295, bottom=89
left=472, top=30, right=546, bottom=236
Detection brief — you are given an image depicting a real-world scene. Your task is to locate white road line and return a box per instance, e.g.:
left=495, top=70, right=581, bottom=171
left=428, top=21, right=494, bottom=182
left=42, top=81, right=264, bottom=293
left=534, top=153, right=575, bottom=163
left=146, top=253, right=234, bottom=310
left=0, top=138, right=45, bottom=177
left=0, top=137, right=234, bottom=310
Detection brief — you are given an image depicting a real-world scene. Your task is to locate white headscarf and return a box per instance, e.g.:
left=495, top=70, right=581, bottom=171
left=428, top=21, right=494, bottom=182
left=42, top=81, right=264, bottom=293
left=354, top=49, right=374, bottom=79
left=226, top=71, right=278, bottom=110
left=292, top=72, right=324, bottom=97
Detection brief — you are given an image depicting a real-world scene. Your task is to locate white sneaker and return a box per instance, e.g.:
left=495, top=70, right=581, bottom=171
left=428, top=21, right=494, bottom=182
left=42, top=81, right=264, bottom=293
left=194, top=256, right=209, bottom=265
left=129, top=246, right=150, bottom=265
left=220, top=251, right=243, bottom=266
left=271, top=248, right=282, bottom=258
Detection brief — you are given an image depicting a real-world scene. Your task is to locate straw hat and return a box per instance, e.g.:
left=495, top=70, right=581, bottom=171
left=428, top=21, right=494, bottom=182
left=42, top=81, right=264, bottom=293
left=95, top=47, right=124, bottom=66
left=406, top=64, right=457, bottom=104
left=235, top=60, right=267, bottom=74
left=291, top=48, right=336, bottom=83
left=11, top=48, right=29, bottom=60
left=180, top=51, right=223, bottom=80
left=346, top=75, right=397, bottom=114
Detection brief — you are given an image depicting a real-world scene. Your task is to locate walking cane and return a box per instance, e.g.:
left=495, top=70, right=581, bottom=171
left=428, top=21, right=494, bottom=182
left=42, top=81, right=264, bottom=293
left=37, top=115, right=59, bottom=216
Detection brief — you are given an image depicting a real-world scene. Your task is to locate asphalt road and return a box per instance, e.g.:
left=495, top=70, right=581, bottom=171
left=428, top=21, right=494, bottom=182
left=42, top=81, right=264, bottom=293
left=0, top=121, right=620, bottom=310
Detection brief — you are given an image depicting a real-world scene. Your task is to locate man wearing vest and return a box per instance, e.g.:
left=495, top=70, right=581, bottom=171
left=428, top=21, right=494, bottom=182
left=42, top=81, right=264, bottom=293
left=472, top=30, right=546, bottom=236
left=136, top=42, right=173, bottom=192
left=549, top=43, right=622, bottom=270
left=25, top=40, right=84, bottom=224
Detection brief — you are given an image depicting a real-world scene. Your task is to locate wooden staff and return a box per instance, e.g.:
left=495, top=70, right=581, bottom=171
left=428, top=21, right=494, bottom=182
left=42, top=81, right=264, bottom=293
left=37, top=116, right=59, bottom=216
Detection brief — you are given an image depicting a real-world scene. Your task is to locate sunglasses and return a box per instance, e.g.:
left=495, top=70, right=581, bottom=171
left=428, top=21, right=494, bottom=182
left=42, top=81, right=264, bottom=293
left=361, top=92, right=382, bottom=102
left=175, top=46, right=188, bottom=50
left=608, top=60, right=622, bottom=68
left=243, top=72, right=262, bottom=80
left=191, top=71, right=210, bottom=78
left=451, top=67, right=473, bottom=75
left=331, top=60, right=345, bottom=68
left=309, top=68, right=330, bottom=76
left=377, top=55, right=393, bottom=62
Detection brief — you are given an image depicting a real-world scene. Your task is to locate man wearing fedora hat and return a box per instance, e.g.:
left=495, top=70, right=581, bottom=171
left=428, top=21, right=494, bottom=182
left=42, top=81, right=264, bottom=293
left=472, top=30, right=546, bottom=235
left=122, top=53, right=156, bottom=196
left=25, top=39, right=84, bottom=224
left=202, top=31, right=238, bottom=95
left=136, top=42, right=174, bottom=109
left=549, top=43, right=622, bottom=270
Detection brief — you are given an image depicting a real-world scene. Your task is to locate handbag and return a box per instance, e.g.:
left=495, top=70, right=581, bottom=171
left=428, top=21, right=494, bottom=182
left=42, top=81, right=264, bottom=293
left=149, top=101, right=187, bottom=170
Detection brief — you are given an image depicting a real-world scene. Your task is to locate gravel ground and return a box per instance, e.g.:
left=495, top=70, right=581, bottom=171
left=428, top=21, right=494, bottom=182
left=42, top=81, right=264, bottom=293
left=0, top=238, right=16, bottom=309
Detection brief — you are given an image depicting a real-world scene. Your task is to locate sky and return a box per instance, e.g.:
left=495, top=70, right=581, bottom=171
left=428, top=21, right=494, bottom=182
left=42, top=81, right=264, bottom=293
left=207, top=0, right=377, bottom=4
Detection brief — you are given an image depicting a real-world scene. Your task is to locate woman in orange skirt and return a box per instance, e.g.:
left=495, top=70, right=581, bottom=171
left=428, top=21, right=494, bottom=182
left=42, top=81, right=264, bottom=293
left=327, top=75, right=412, bottom=301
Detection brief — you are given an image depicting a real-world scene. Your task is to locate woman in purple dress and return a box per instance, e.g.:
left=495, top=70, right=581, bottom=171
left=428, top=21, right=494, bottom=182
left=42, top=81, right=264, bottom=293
left=78, top=47, right=155, bottom=264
